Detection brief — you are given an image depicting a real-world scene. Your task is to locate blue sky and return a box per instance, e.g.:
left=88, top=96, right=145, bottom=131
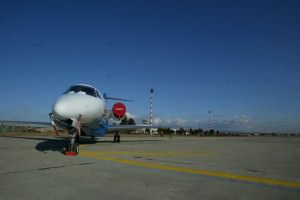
left=0, top=0, right=299, bottom=133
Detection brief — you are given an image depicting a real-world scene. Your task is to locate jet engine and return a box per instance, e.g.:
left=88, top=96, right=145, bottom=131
left=112, top=102, right=126, bottom=120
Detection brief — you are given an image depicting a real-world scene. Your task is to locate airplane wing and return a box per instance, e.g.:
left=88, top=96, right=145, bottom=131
left=0, top=120, right=51, bottom=128
left=108, top=124, right=166, bottom=131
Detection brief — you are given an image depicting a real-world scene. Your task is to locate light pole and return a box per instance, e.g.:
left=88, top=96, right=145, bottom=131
left=208, top=110, right=212, bottom=130
left=150, top=88, right=154, bottom=125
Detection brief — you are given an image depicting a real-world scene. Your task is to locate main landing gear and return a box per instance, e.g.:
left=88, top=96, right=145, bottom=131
left=113, top=131, right=120, bottom=143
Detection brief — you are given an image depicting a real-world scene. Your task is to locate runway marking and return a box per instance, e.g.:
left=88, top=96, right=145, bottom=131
left=79, top=151, right=218, bottom=157
left=79, top=150, right=300, bottom=189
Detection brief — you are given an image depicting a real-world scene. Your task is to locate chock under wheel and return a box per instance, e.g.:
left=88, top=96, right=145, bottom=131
left=65, top=151, right=78, bottom=156
left=64, top=142, right=79, bottom=156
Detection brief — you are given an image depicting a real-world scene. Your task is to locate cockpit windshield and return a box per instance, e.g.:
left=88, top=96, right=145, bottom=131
left=64, top=85, right=101, bottom=98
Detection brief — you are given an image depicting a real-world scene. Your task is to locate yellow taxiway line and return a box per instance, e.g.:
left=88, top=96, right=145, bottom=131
left=79, top=150, right=300, bottom=189
left=79, top=151, right=218, bottom=157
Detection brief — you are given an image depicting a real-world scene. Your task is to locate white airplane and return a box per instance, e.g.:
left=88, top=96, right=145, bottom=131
left=49, top=84, right=157, bottom=154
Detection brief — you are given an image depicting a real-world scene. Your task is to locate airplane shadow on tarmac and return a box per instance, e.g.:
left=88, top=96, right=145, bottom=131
left=2, top=135, right=165, bottom=154
left=35, top=137, right=165, bottom=154
left=35, top=138, right=69, bottom=153
left=0, top=136, right=69, bottom=154
left=35, top=137, right=98, bottom=153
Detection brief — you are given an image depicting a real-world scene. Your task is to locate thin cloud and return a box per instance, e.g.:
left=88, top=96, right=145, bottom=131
left=148, top=117, right=188, bottom=127
left=208, top=115, right=254, bottom=131
left=223, top=115, right=251, bottom=126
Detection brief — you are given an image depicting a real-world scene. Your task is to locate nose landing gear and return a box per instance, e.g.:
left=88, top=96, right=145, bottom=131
left=65, top=115, right=81, bottom=156
left=65, top=133, right=80, bottom=156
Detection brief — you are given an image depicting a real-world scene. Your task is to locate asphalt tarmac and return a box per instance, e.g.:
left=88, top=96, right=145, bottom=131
left=0, top=135, right=299, bottom=200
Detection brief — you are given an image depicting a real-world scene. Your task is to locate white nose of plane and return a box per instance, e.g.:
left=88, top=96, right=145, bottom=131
left=53, top=95, right=76, bottom=120
left=52, top=93, right=104, bottom=123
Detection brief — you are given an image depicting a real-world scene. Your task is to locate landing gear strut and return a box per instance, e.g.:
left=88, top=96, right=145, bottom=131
left=114, top=131, right=120, bottom=143
left=65, top=115, right=81, bottom=156
left=65, top=133, right=79, bottom=156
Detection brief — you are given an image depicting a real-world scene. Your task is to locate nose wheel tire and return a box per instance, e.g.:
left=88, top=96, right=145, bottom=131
left=65, top=142, right=79, bottom=156
left=68, top=142, right=79, bottom=153
left=65, top=133, right=80, bottom=156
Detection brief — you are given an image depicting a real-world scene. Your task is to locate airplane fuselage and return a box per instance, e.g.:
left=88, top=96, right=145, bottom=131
left=51, top=84, right=119, bottom=136
left=53, top=93, right=105, bottom=124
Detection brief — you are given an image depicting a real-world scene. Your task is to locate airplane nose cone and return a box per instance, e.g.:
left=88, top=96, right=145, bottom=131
left=53, top=96, right=72, bottom=120
left=53, top=101, right=65, bottom=118
left=52, top=93, right=104, bottom=124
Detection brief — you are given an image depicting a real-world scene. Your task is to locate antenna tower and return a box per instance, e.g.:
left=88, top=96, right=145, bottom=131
left=208, top=110, right=212, bottom=130
left=150, top=88, right=154, bottom=125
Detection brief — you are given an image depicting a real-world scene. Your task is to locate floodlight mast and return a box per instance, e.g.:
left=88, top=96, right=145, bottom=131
left=150, top=88, right=154, bottom=125
left=208, top=110, right=212, bottom=130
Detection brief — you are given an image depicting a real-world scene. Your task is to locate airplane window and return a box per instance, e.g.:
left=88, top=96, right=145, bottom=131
left=81, top=87, right=96, bottom=97
left=63, top=85, right=97, bottom=97
left=95, top=90, right=102, bottom=99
